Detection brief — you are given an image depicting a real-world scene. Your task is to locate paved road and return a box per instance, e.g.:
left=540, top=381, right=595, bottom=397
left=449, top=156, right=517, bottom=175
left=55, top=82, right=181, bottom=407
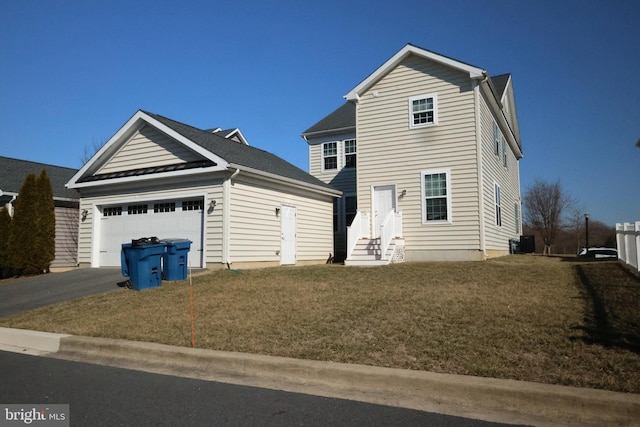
left=0, top=269, right=123, bottom=318
left=0, top=351, right=518, bottom=427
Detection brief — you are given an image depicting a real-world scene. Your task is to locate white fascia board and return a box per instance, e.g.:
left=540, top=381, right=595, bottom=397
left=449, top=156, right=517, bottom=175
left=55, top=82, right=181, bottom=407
left=344, top=44, right=486, bottom=101
left=67, top=165, right=225, bottom=189
left=66, top=110, right=230, bottom=189
left=229, top=163, right=342, bottom=198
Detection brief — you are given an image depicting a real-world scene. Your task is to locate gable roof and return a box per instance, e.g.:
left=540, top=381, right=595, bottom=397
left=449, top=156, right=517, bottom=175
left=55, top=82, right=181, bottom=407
left=490, top=74, right=511, bottom=101
left=68, top=110, right=340, bottom=196
left=345, top=43, right=486, bottom=101
left=301, top=102, right=356, bottom=139
left=0, top=156, right=79, bottom=201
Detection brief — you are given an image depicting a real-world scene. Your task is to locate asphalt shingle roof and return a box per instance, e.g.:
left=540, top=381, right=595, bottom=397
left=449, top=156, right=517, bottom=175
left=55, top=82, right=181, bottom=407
left=490, top=74, right=510, bottom=99
left=302, top=102, right=355, bottom=136
left=142, top=111, right=337, bottom=192
left=0, top=156, right=79, bottom=200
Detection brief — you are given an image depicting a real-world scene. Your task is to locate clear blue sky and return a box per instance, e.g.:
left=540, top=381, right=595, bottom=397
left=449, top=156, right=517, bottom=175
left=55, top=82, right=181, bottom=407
left=1, top=0, right=638, bottom=226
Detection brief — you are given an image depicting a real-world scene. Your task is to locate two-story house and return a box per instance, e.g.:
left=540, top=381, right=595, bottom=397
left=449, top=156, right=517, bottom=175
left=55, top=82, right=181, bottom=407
left=302, top=44, right=523, bottom=264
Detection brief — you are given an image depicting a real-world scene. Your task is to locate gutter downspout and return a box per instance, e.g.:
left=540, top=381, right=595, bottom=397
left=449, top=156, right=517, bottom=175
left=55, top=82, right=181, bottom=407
left=223, top=168, right=240, bottom=266
left=474, top=75, right=488, bottom=259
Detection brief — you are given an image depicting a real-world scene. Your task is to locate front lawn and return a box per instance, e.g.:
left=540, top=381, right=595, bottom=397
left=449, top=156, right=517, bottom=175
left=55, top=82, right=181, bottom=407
left=1, top=255, right=638, bottom=393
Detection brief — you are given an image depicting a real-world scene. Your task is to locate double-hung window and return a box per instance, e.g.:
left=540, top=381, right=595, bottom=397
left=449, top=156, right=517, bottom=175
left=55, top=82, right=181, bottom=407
left=493, top=122, right=500, bottom=155
left=421, top=169, right=451, bottom=223
left=409, top=94, right=438, bottom=128
left=344, top=139, right=356, bottom=168
left=494, top=183, right=502, bottom=227
left=322, top=142, right=338, bottom=171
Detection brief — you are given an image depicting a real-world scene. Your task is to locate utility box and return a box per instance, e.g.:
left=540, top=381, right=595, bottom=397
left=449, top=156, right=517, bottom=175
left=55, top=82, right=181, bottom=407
left=161, top=239, right=191, bottom=281
left=519, top=235, right=536, bottom=254
left=120, top=240, right=165, bottom=290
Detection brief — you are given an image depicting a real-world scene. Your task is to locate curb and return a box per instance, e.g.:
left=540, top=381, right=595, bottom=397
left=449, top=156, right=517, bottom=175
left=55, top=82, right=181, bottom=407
left=0, top=327, right=71, bottom=355
left=2, top=328, right=640, bottom=426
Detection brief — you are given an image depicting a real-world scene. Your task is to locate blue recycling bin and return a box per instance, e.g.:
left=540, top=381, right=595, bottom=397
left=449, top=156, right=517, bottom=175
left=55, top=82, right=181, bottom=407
left=161, top=239, right=191, bottom=281
left=121, top=242, right=166, bottom=290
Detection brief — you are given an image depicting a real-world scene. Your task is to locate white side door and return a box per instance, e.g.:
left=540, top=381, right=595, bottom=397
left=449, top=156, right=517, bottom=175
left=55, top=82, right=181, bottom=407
left=373, top=185, right=396, bottom=238
left=280, top=205, right=296, bottom=265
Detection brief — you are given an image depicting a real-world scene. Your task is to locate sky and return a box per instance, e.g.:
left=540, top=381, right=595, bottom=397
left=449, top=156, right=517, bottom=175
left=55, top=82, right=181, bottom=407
left=1, top=0, right=638, bottom=227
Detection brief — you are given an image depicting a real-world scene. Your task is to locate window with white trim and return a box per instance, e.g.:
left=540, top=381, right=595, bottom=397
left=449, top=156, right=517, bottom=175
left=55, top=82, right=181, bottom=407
left=515, top=202, right=520, bottom=234
left=344, top=139, right=356, bottom=168
left=494, top=183, right=502, bottom=227
left=322, top=142, right=338, bottom=171
left=493, top=122, right=500, bottom=155
left=409, top=94, right=438, bottom=128
left=502, top=138, right=508, bottom=167
left=421, top=170, right=451, bottom=223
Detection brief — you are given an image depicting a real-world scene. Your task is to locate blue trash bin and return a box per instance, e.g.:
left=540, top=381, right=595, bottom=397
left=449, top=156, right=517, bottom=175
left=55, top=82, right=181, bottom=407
left=121, top=241, right=166, bottom=290
left=161, top=239, right=191, bottom=281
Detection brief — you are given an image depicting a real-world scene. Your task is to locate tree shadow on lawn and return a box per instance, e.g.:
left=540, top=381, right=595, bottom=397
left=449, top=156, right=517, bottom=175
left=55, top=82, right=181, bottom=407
left=562, top=257, right=640, bottom=354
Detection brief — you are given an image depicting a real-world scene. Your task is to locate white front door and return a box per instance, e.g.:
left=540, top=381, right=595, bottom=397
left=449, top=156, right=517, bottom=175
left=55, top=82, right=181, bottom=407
left=280, top=205, right=296, bottom=265
left=373, top=185, right=396, bottom=237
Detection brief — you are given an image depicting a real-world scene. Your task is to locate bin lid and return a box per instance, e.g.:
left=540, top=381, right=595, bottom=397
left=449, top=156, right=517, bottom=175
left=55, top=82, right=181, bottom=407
left=160, top=238, right=192, bottom=243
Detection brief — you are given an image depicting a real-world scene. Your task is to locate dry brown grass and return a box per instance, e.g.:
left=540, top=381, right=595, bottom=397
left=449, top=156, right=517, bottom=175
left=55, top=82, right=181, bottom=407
left=1, top=255, right=639, bottom=393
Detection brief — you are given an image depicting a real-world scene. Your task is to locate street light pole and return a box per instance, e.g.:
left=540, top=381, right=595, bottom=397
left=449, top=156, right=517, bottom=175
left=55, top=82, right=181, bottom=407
left=584, top=213, right=590, bottom=250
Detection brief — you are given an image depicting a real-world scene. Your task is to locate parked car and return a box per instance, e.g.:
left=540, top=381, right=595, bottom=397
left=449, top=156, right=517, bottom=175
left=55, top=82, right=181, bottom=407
left=578, top=247, right=618, bottom=259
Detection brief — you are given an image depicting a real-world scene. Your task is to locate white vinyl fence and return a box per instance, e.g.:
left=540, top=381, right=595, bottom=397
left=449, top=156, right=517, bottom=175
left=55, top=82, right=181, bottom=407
left=616, top=221, right=640, bottom=276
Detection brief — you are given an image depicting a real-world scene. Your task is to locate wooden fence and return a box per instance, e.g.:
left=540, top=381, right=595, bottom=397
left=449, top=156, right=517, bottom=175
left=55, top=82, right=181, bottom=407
left=616, top=221, right=640, bottom=276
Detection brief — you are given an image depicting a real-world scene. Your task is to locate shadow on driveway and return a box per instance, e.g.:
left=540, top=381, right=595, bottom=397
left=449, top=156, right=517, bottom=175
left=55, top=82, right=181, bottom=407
left=0, top=268, right=124, bottom=319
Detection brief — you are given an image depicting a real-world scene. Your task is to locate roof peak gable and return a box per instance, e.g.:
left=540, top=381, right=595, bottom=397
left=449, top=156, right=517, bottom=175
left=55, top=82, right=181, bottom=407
left=345, top=43, right=487, bottom=101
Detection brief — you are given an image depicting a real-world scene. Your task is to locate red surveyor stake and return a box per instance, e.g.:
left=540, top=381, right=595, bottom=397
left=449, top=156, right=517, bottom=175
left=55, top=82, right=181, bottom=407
left=189, top=261, right=195, bottom=348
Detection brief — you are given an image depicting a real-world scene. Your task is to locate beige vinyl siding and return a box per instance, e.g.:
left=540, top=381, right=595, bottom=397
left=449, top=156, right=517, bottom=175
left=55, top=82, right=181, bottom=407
left=52, top=206, right=79, bottom=268
left=356, top=54, right=481, bottom=255
left=98, top=124, right=202, bottom=174
left=229, top=176, right=333, bottom=263
left=479, top=94, right=521, bottom=252
left=76, top=178, right=223, bottom=266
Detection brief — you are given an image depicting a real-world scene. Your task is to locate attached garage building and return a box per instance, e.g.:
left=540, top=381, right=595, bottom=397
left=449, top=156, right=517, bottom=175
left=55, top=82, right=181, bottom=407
left=67, top=110, right=341, bottom=269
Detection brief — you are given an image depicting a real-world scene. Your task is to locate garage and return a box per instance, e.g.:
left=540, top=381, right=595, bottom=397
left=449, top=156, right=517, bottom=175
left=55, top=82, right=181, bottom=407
left=97, top=198, right=204, bottom=267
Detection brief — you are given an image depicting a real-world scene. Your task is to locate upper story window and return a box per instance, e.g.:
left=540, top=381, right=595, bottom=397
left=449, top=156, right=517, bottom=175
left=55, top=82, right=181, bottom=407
left=344, top=139, right=356, bottom=168
left=494, top=183, right=502, bottom=227
left=493, top=122, right=500, bottom=155
left=502, top=138, right=508, bottom=168
left=322, top=142, right=338, bottom=171
left=409, top=94, right=438, bottom=128
left=421, top=169, right=451, bottom=223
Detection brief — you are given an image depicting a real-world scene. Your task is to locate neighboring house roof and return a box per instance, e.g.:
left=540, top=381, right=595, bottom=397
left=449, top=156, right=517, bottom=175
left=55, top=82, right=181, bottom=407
left=68, top=110, right=340, bottom=196
left=301, top=102, right=356, bottom=139
left=0, top=156, right=79, bottom=201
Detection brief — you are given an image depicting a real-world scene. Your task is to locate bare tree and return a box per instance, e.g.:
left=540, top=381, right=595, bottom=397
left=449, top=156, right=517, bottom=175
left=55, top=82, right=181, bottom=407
left=523, top=179, right=576, bottom=256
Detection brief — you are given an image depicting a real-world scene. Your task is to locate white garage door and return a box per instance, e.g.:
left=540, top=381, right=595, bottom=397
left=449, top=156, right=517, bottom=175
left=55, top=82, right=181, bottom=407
left=98, top=198, right=204, bottom=267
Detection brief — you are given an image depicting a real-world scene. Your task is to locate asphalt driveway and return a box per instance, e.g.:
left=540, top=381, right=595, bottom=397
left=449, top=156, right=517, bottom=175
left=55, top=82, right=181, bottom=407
left=0, top=268, right=124, bottom=318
